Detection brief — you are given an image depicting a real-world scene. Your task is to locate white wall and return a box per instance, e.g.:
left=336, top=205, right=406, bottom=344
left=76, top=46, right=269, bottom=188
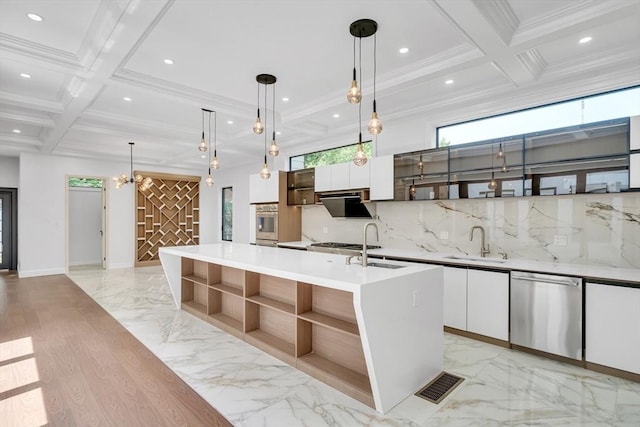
left=68, top=186, right=102, bottom=266
left=0, top=156, right=19, bottom=188
left=18, top=152, right=214, bottom=277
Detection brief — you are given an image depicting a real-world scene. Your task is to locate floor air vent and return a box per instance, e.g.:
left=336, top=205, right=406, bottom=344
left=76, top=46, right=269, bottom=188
left=415, top=372, right=464, bottom=404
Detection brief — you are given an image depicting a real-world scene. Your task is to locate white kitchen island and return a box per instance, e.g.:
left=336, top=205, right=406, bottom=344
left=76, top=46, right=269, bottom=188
left=159, top=243, right=443, bottom=414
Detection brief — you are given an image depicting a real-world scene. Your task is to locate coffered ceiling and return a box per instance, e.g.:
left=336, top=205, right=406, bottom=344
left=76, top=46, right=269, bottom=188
left=1, top=0, right=639, bottom=170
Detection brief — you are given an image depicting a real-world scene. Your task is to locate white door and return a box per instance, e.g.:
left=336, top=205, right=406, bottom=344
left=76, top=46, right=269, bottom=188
left=68, top=178, right=106, bottom=269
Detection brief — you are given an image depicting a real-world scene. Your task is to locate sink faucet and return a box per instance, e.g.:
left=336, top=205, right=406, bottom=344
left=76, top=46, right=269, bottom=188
left=469, top=226, right=490, bottom=257
left=362, top=222, right=379, bottom=267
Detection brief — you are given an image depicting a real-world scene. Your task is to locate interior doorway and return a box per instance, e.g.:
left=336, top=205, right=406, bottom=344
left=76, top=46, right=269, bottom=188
left=0, top=188, right=18, bottom=271
left=66, top=177, right=107, bottom=271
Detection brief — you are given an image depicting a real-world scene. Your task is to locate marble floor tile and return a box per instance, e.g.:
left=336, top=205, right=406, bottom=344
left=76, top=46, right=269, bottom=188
left=68, top=266, right=640, bottom=426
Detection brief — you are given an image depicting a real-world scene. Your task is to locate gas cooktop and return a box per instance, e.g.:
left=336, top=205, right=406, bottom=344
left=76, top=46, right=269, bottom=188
left=307, top=242, right=381, bottom=255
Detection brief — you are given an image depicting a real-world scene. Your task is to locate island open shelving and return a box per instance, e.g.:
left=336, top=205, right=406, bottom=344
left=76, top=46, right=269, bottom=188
left=160, top=243, right=444, bottom=414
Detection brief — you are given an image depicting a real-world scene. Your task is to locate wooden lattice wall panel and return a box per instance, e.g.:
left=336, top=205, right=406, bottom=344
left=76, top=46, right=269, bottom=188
left=135, top=171, right=200, bottom=266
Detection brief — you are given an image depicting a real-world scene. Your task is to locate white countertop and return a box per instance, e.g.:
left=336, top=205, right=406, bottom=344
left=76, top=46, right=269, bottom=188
left=160, top=243, right=437, bottom=293
left=277, top=242, right=639, bottom=284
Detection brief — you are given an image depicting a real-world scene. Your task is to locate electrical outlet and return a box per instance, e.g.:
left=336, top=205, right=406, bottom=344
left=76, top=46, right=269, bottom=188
left=554, top=235, right=568, bottom=246
left=440, top=231, right=449, bottom=240
left=322, top=226, right=329, bottom=234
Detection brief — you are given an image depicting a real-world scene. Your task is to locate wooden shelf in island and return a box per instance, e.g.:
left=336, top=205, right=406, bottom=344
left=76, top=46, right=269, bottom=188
left=297, top=353, right=373, bottom=408
left=298, top=311, right=359, bottom=336
left=210, top=282, right=243, bottom=297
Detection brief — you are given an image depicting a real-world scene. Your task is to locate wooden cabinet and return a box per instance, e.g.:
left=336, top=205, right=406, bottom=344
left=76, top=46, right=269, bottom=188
left=180, top=258, right=372, bottom=407
left=369, top=155, right=394, bottom=200
left=287, top=168, right=315, bottom=205
left=443, top=266, right=509, bottom=342
left=585, top=282, right=640, bottom=374
left=467, top=269, right=509, bottom=341
left=249, top=172, right=280, bottom=204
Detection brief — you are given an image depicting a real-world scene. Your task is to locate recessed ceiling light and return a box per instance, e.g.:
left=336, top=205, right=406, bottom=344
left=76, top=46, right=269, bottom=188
left=227, top=120, right=234, bottom=125
left=20, top=73, right=31, bottom=79
left=282, top=97, right=289, bottom=102
left=399, top=47, right=409, bottom=54
left=276, top=131, right=281, bottom=135
left=333, top=113, right=340, bottom=118
left=200, top=154, right=206, bottom=159
left=123, top=97, right=132, bottom=102
left=445, top=79, right=454, bottom=85
left=163, top=58, right=174, bottom=65
left=27, top=13, right=43, bottom=22
left=579, top=36, right=592, bottom=44
left=13, top=129, right=21, bottom=133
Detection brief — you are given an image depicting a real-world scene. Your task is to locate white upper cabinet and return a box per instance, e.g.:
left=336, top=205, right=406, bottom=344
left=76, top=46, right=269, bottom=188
left=314, top=162, right=370, bottom=192
left=631, top=116, right=640, bottom=189
left=630, top=115, right=639, bottom=150
left=369, top=155, right=394, bottom=200
left=314, top=165, right=332, bottom=192
left=249, top=172, right=280, bottom=204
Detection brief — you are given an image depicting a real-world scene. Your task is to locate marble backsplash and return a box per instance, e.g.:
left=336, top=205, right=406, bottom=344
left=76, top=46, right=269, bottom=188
left=301, top=193, right=640, bottom=269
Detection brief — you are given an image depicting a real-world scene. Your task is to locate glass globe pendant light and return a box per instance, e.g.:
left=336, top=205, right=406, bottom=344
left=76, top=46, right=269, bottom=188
left=367, top=33, right=383, bottom=135
left=347, top=38, right=361, bottom=104
left=252, top=81, right=264, bottom=134
left=198, top=109, right=207, bottom=151
left=113, top=141, right=153, bottom=191
left=210, top=110, right=220, bottom=169
left=201, top=108, right=215, bottom=187
left=255, top=74, right=276, bottom=179
left=488, top=143, right=497, bottom=190
left=268, top=81, right=279, bottom=157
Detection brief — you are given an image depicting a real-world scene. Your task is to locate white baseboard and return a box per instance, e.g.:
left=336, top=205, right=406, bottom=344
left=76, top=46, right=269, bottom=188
left=107, top=262, right=134, bottom=269
left=18, top=268, right=66, bottom=278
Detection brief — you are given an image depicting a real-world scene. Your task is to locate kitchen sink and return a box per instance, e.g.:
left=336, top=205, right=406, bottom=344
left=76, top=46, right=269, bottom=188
left=366, top=262, right=406, bottom=269
left=444, top=255, right=506, bottom=264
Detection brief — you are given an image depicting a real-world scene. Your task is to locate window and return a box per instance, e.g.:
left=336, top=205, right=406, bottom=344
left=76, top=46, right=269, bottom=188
left=68, top=177, right=103, bottom=188
left=221, top=187, right=232, bottom=241
left=289, top=141, right=372, bottom=171
left=437, top=86, right=640, bottom=147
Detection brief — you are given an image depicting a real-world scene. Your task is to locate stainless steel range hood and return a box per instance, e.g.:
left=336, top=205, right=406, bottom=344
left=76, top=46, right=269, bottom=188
left=318, top=191, right=374, bottom=218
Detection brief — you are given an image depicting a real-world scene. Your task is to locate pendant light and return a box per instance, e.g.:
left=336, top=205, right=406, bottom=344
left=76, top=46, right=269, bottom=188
left=268, top=80, right=279, bottom=157
left=210, top=109, right=220, bottom=170
left=252, top=80, right=264, bottom=134
left=346, top=37, right=361, bottom=103
left=488, top=144, right=497, bottom=190
left=198, top=109, right=207, bottom=152
left=255, top=74, right=276, bottom=179
left=349, top=19, right=378, bottom=166
left=367, top=31, right=383, bottom=135
left=418, top=153, right=424, bottom=179
left=202, top=108, right=214, bottom=187
left=113, top=142, right=153, bottom=191
left=496, top=143, right=504, bottom=159
left=409, top=179, right=416, bottom=199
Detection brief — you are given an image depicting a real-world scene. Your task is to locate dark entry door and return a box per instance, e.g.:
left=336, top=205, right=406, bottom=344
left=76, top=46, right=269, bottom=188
left=0, top=189, right=17, bottom=270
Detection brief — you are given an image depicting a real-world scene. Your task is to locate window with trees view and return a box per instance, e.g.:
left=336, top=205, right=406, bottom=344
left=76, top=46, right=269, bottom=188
left=289, top=141, right=372, bottom=171
left=68, top=177, right=103, bottom=188
left=222, top=187, right=232, bottom=241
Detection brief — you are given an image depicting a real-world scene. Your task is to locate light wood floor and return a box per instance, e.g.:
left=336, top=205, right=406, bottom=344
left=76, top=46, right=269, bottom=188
left=0, top=271, right=232, bottom=427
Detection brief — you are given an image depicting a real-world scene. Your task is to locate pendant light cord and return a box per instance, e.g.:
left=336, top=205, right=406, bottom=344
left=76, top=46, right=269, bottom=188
left=213, top=110, right=217, bottom=156
left=272, top=80, right=276, bottom=139
left=358, top=36, right=362, bottom=142
left=208, top=111, right=212, bottom=162
left=129, top=142, right=133, bottom=180
left=264, top=82, right=268, bottom=161
left=373, top=33, right=377, bottom=113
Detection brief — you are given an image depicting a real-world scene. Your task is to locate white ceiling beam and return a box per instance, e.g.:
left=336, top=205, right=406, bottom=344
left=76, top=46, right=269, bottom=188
left=39, top=0, right=174, bottom=154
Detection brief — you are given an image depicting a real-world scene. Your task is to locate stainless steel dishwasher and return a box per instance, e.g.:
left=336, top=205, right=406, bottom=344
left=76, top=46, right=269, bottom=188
left=510, top=272, right=583, bottom=360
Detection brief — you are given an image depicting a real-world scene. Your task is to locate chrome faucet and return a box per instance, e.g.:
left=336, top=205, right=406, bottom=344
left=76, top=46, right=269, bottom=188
left=362, top=222, right=379, bottom=267
left=469, top=226, right=490, bottom=257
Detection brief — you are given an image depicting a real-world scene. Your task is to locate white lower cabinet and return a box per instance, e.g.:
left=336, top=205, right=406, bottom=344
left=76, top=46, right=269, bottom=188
left=443, top=266, right=509, bottom=341
left=586, top=282, right=640, bottom=374
left=443, top=267, right=467, bottom=330
left=467, top=270, right=509, bottom=341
